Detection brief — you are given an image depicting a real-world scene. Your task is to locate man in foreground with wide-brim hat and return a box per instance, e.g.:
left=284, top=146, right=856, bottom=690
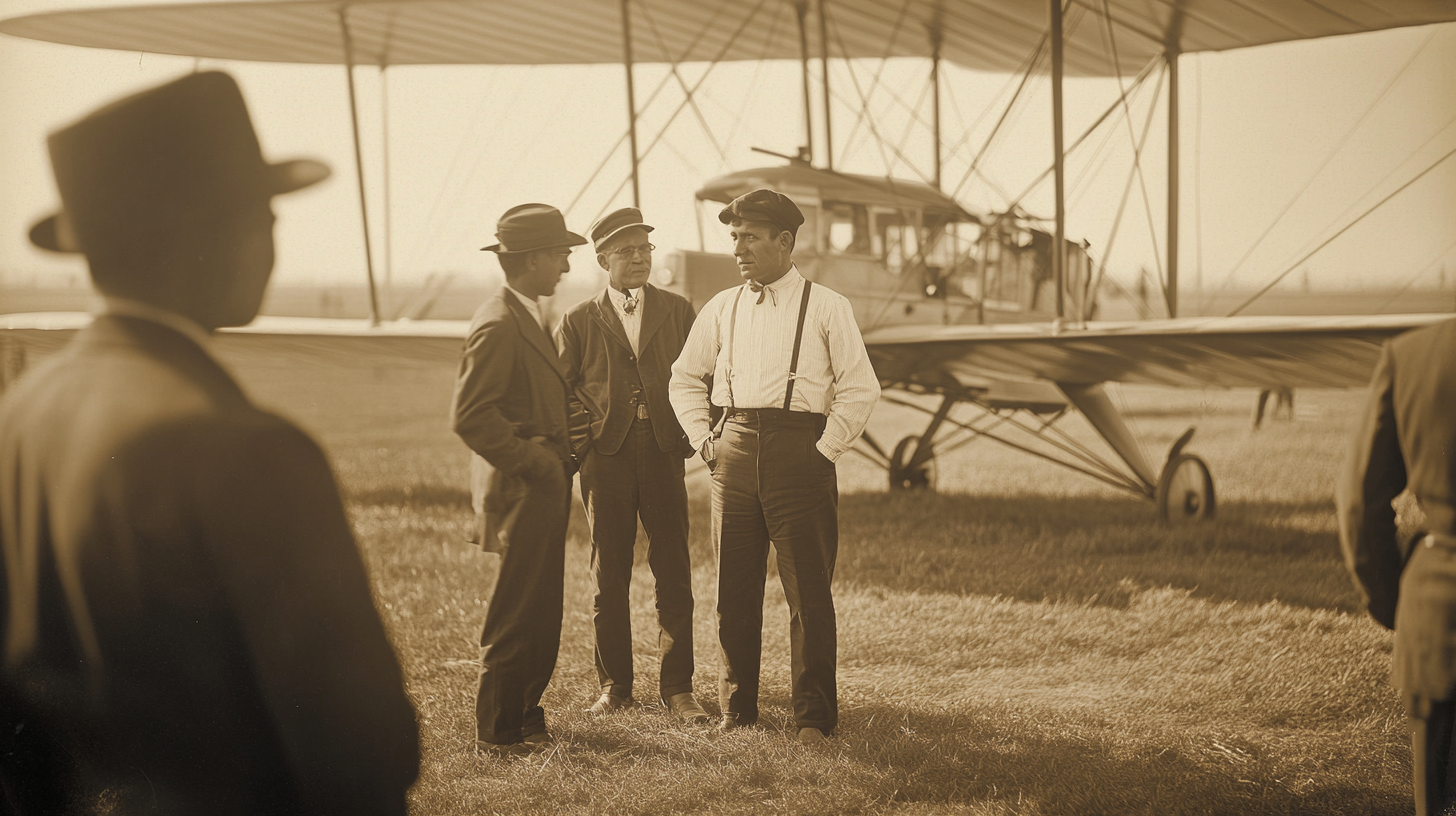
left=453, top=202, right=585, bottom=756
left=669, top=188, right=880, bottom=743
left=555, top=207, right=711, bottom=724
left=0, top=71, right=420, bottom=813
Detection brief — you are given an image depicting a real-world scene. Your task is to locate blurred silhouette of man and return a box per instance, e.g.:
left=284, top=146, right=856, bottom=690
left=1338, top=317, right=1456, bottom=816
left=0, top=72, right=419, bottom=815
left=669, top=189, right=880, bottom=744
left=555, top=207, right=709, bottom=724
left=453, top=203, right=583, bottom=756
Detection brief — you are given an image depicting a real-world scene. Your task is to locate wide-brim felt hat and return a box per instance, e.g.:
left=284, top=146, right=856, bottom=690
left=29, top=70, right=330, bottom=254
left=589, top=206, right=655, bottom=251
left=718, top=188, right=804, bottom=236
left=481, top=203, right=588, bottom=254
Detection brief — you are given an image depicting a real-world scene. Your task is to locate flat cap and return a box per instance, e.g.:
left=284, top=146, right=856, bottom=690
left=590, top=206, right=654, bottom=251
left=481, top=203, right=587, bottom=254
left=718, top=188, right=804, bottom=236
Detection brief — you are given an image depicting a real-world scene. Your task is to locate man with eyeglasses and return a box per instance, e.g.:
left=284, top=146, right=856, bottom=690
left=556, top=207, right=710, bottom=724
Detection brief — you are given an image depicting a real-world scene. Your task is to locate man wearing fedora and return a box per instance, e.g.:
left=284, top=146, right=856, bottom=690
left=555, top=207, right=710, bottom=724
left=0, top=73, right=419, bottom=814
left=452, top=203, right=583, bottom=755
left=669, top=189, right=879, bottom=743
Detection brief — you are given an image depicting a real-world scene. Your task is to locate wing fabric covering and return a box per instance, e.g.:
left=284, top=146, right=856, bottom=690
left=1, top=0, right=1453, bottom=76
left=864, top=314, right=1449, bottom=391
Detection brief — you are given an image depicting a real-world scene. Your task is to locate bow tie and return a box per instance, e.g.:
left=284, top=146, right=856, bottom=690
left=620, top=289, right=637, bottom=315
left=747, top=280, right=776, bottom=306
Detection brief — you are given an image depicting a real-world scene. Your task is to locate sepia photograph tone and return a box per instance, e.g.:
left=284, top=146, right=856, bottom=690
left=2, top=1, right=1455, bottom=814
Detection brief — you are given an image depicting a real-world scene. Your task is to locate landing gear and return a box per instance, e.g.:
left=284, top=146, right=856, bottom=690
left=1157, top=430, right=1216, bottom=524
left=889, top=434, right=937, bottom=491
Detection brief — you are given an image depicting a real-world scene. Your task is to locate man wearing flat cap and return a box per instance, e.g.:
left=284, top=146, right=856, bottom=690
left=669, top=188, right=879, bottom=743
left=453, top=202, right=584, bottom=755
left=0, top=72, right=419, bottom=814
left=555, top=207, right=710, bottom=724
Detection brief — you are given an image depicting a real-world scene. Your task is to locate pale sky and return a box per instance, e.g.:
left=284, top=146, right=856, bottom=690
left=0, top=4, right=1452, bottom=305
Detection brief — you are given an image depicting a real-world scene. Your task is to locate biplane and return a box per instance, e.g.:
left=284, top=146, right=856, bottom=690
left=1, top=0, right=1453, bottom=523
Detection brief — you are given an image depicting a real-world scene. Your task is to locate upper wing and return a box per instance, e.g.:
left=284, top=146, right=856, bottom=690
left=864, top=313, right=1451, bottom=391
left=1, top=0, right=1452, bottom=75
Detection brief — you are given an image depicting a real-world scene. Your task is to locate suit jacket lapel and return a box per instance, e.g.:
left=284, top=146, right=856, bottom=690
left=590, top=290, right=634, bottom=354
left=503, top=291, right=566, bottom=381
left=638, top=284, right=669, bottom=351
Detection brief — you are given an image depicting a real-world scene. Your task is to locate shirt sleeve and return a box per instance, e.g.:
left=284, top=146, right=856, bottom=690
left=1335, top=343, right=1407, bottom=630
left=669, top=293, right=723, bottom=451
left=815, top=294, right=881, bottom=462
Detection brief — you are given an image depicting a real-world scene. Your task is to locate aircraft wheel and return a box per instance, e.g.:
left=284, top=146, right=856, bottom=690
left=889, top=435, right=936, bottom=491
left=1157, top=453, right=1216, bottom=524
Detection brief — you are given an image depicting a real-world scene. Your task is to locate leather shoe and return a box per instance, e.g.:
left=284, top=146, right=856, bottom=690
left=796, top=727, right=828, bottom=744
left=588, top=691, right=637, bottom=716
left=718, top=713, right=751, bottom=733
left=474, top=739, right=533, bottom=758
left=662, top=692, right=712, bottom=725
left=522, top=730, right=554, bottom=750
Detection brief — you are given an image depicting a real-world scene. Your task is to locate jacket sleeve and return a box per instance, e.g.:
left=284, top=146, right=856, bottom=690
left=1336, top=343, right=1408, bottom=630
left=555, top=313, right=592, bottom=459
left=195, top=419, right=419, bottom=816
left=451, top=318, right=545, bottom=476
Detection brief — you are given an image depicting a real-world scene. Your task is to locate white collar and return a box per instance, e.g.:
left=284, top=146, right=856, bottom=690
left=606, top=285, right=642, bottom=309
left=503, top=283, right=541, bottom=313
left=102, top=296, right=213, bottom=351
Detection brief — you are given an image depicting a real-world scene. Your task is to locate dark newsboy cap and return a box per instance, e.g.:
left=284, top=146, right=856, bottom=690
left=30, top=71, right=329, bottom=254
left=718, top=188, right=804, bottom=237
left=589, top=206, right=654, bottom=251
left=481, top=203, right=587, bottom=254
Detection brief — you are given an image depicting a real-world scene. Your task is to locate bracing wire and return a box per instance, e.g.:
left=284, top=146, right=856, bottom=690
left=1228, top=143, right=1456, bottom=316
left=1201, top=28, right=1439, bottom=312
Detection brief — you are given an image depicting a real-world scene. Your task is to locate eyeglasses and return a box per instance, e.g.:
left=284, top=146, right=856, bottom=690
left=607, top=243, right=655, bottom=259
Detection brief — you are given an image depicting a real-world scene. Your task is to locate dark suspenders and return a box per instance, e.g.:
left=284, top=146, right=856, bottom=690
left=716, top=277, right=814, bottom=437
left=783, top=279, right=813, bottom=411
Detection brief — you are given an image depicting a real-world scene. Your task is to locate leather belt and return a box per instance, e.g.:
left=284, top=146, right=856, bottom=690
left=725, top=407, right=825, bottom=423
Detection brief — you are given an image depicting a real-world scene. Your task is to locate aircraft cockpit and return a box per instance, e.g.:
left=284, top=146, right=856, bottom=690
left=657, top=161, right=1095, bottom=331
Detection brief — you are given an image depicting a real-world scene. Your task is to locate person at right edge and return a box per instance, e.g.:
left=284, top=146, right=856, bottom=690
left=1337, top=316, right=1456, bottom=816
left=668, top=188, right=879, bottom=743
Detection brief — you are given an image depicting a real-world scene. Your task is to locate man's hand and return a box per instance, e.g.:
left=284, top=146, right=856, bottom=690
left=522, top=436, right=559, bottom=481
left=699, top=437, right=717, bottom=472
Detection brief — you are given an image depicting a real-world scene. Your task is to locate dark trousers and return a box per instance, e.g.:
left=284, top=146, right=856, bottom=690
left=579, top=418, right=695, bottom=699
left=713, top=409, right=838, bottom=732
left=475, top=462, right=570, bottom=745
left=1413, top=698, right=1456, bottom=816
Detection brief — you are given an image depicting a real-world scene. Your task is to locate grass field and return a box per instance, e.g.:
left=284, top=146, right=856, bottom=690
left=186, top=336, right=1424, bottom=816
left=26, top=330, right=1419, bottom=815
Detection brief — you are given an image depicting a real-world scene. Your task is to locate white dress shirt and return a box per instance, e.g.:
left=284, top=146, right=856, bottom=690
left=669, top=266, right=880, bottom=462
left=503, top=282, right=546, bottom=332
left=606, top=285, right=643, bottom=355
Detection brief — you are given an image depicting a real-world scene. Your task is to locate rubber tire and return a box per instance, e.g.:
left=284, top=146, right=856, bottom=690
left=1157, top=453, right=1216, bottom=524
left=889, top=435, right=936, bottom=491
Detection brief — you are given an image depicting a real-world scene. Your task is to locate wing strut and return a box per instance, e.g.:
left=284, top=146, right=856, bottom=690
left=1049, top=0, right=1066, bottom=323
left=818, top=0, right=834, bottom=170
left=929, top=12, right=943, bottom=190
left=1056, top=383, right=1157, bottom=494
left=1164, top=5, right=1184, bottom=318
left=339, top=7, right=382, bottom=327
left=620, top=0, right=641, bottom=208
left=795, top=0, right=815, bottom=163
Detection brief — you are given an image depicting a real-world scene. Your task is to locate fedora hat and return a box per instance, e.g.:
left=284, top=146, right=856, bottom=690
left=481, top=203, right=587, bottom=254
left=589, top=207, right=654, bottom=251
left=29, top=71, right=330, bottom=254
